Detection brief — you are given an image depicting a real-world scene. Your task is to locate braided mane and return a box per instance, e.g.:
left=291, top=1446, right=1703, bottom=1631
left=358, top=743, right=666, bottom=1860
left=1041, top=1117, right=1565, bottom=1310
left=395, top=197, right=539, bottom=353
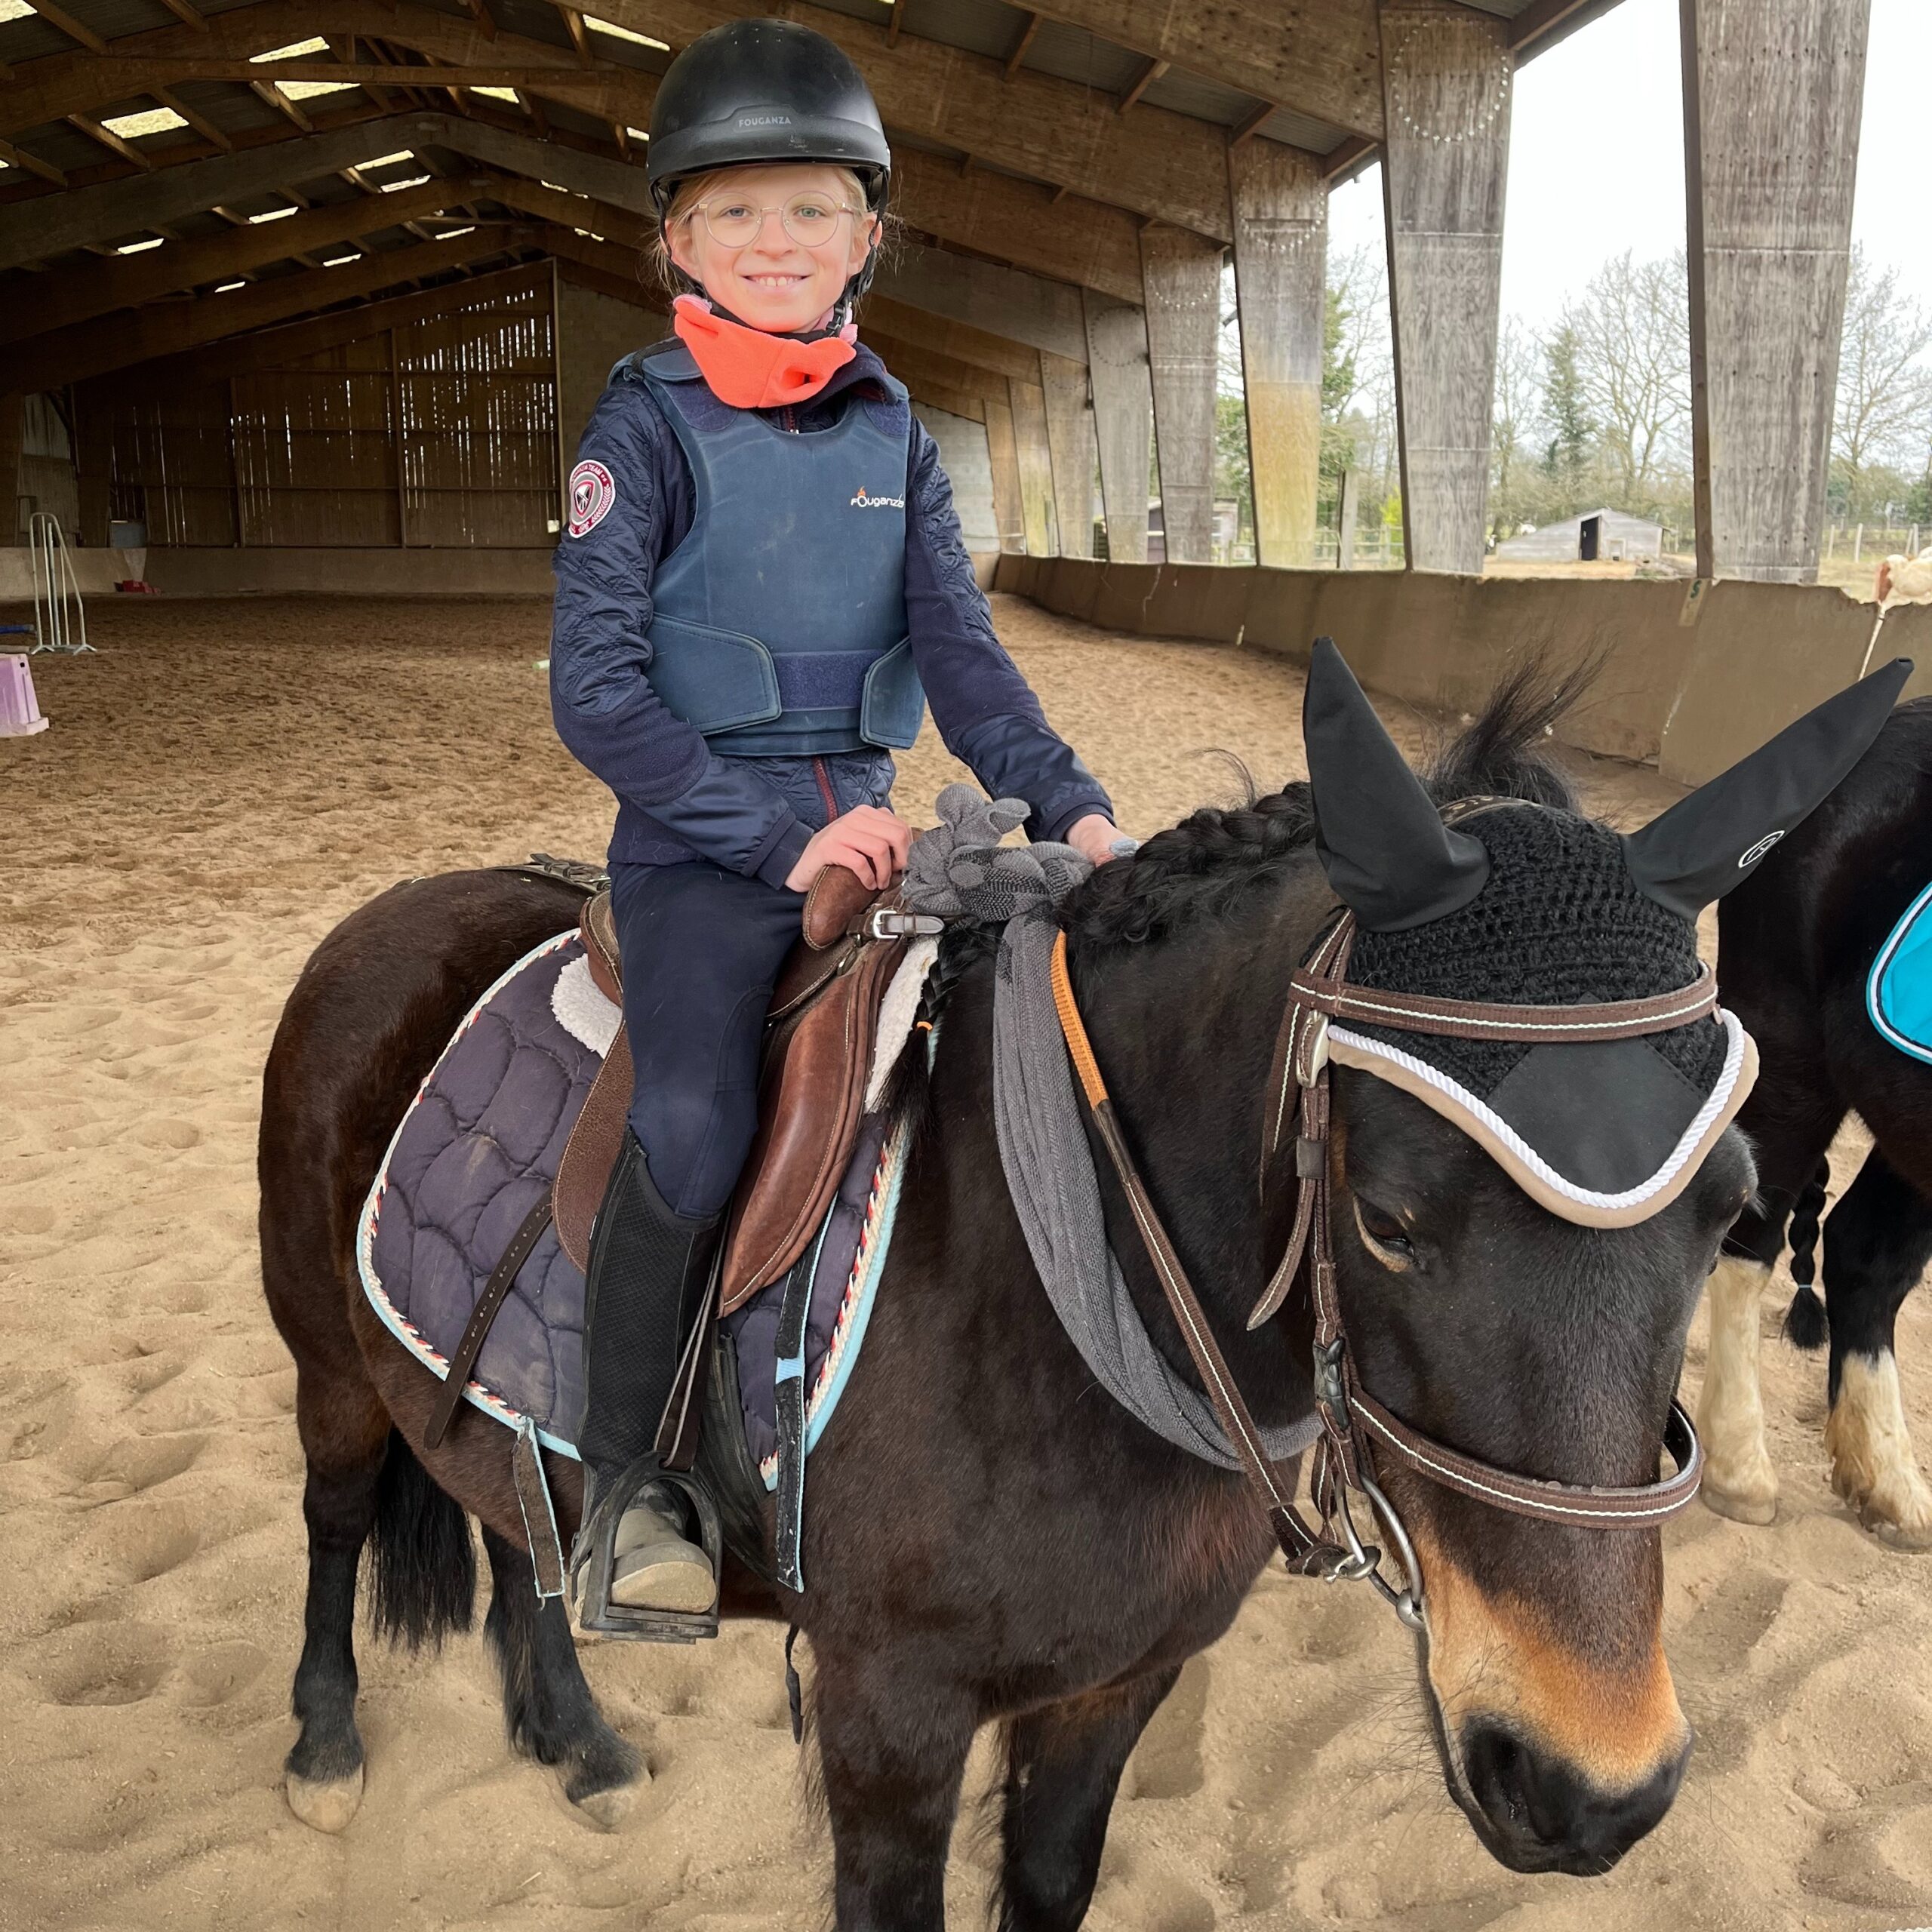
left=1066, top=659, right=1591, bottom=947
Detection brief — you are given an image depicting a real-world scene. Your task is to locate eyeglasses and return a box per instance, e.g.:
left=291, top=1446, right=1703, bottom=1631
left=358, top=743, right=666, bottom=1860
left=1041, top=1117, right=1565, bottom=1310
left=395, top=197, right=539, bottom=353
left=691, top=192, right=866, bottom=249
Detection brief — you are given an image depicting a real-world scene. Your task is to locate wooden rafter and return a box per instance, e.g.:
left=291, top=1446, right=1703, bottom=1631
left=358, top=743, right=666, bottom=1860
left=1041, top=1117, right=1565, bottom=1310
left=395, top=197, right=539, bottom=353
left=1116, top=57, right=1168, bottom=115
left=1228, top=100, right=1275, bottom=148
left=66, top=112, right=155, bottom=171
left=561, top=7, right=592, bottom=64
left=152, top=85, right=232, bottom=149
left=20, top=0, right=106, bottom=55
left=1002, top=11, right=1038, bottom=79
left=0, top=134, right=63, bottom=186
left=251, top=79, right=316, bottom=133
left=152, top=0, right=208, bottom=31
left=463, top=0, right=498, bottom=41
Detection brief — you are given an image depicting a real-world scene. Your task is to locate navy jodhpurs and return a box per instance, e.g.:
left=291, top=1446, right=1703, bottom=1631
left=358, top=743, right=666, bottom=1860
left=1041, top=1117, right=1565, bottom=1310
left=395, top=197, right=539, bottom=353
left=608, top=858, right=804, bottom=1221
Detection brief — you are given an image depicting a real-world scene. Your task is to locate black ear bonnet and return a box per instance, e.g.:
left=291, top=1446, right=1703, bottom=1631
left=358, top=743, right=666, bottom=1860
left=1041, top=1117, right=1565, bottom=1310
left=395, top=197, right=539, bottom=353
left=1301, top=640, right=1912, bottom=1220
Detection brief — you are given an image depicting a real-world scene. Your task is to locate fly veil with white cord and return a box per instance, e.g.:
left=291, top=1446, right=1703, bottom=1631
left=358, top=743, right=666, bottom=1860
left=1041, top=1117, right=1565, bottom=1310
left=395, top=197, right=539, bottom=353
left=1051, top=641, right=1915, bottom=1628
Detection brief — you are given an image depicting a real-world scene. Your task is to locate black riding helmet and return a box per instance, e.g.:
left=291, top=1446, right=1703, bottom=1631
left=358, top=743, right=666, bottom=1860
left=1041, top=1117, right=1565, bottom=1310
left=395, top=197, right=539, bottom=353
left=649, top=20, right=891, bottom=327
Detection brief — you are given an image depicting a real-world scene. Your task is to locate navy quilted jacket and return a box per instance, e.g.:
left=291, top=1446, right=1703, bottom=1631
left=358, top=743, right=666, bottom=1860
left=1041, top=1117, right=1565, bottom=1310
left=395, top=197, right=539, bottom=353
left=550, top=342, right=1112, bottom=883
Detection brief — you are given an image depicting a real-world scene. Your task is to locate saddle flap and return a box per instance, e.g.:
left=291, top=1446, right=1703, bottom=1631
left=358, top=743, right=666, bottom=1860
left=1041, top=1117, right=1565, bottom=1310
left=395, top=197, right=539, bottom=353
left=718, top=928, right=906, bottom=1312
left=552, top=880, right=907, bottom=1294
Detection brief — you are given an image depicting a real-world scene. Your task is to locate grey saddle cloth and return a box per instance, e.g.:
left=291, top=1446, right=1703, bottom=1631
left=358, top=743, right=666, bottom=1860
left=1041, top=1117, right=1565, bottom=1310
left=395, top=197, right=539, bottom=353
left=356, top=930, right=899, bottom=1476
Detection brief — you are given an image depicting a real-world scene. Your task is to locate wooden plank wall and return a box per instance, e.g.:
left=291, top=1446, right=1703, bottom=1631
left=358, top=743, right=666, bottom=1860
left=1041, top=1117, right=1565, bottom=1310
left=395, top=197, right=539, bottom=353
left=81, top=279, right=559, bottom=550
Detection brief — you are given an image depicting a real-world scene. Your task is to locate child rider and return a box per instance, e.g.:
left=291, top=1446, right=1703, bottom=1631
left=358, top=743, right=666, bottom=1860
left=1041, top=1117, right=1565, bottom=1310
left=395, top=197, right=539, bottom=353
left=549, top=17, right=1122, bottom=1634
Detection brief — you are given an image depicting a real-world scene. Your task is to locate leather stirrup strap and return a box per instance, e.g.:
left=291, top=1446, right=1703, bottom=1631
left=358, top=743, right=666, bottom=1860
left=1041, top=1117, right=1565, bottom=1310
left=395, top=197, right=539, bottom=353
left=425, top=1192, right=555, bottom=1450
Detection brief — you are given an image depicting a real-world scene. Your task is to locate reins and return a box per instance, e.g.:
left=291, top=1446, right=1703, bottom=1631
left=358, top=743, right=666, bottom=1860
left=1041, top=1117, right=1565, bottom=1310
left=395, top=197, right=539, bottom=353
left=1049, top=912, right=1707, bottom=1633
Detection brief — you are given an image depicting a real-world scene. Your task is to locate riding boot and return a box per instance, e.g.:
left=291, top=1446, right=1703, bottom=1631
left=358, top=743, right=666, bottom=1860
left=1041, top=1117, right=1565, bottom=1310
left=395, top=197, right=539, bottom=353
left=573, top=1129, right=723, bottom=1631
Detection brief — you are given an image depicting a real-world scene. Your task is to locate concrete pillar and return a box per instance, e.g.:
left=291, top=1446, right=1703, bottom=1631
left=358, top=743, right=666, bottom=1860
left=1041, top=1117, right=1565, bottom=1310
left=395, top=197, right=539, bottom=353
left=1229, top=141, right=1327, bottom=568
left=1380, top=4, right=1514, bottom=574
left=1140, top=223, right=1223, bottom=563
left=983, top=391, right=1028, bottom=555
left=1039, top=350, right=1097, bottom=558
left=1082, top=291, right=1154, bottom=563
left=1682, top=0, right=1869, bottom=583
left=1008, top=377, right=1058, bottom=556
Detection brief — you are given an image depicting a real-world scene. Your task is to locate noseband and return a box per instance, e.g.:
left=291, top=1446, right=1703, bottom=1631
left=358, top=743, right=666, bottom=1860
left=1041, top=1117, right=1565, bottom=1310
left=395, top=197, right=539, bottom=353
left=1050, top=912, right=1706, bottom=1633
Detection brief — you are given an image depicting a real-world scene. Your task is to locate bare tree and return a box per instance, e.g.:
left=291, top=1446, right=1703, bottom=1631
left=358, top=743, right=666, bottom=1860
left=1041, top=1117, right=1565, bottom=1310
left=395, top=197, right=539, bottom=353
left=1490, top=315, right=1542, bottom=531
left=1557, top=249, right=1690, bottom=506
left=1832, top=245, right=1932, bottom=503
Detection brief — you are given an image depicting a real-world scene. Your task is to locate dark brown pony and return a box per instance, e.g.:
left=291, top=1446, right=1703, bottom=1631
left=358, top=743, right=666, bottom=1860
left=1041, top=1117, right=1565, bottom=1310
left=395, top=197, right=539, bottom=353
left=1700, top=697, right=1932, bottom=1547
left=260, top=682, right=1743, bottom=1918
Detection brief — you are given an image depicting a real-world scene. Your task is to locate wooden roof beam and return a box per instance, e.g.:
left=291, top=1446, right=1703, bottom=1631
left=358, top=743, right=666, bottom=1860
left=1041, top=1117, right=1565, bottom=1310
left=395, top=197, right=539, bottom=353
left=1115, top=57, right=1167, bottom=114
left=0, top=171, right=482, bottom=346
left=0, top=132, right=63, bottom=185
left=1003, top=12, right=1039, bottom=79
left=66, top=112, right=154, bottom=171
left=968, top=0, right=1383, bottom=140
left=252, top=79, right=316, bottom=133
left=85, top=257, right=550, bottom=400
left=8, top=223, right=532, bottom=393
left=20, top=0, right=106, bottom=56
left=152, top=85, right=231, bottom=149
left=153, top=0, right=208, bottom=31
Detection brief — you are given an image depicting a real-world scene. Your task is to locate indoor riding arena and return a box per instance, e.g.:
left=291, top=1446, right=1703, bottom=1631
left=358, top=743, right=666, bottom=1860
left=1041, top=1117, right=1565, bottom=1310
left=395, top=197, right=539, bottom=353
left=6, top=2, right=1932, bottom=1929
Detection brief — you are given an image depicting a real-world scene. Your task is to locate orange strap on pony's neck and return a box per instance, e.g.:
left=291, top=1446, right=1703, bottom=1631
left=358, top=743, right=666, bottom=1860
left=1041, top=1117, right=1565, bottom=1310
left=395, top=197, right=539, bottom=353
left=672, top=294, right=856, bottom=410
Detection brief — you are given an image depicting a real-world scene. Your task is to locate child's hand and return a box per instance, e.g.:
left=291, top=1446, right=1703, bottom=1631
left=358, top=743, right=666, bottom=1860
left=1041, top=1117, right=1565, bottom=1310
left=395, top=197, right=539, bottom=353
left=786, top=804, right=915, bottom=892
left=1064, top=814, right=1129, bottom=867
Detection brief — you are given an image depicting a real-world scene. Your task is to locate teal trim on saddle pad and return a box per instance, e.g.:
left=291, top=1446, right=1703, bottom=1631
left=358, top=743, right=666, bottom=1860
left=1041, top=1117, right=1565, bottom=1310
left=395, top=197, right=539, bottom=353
left=1869, top=881, right=1932, bottom=1066
left=758, top=1121, right=907, bottom=1492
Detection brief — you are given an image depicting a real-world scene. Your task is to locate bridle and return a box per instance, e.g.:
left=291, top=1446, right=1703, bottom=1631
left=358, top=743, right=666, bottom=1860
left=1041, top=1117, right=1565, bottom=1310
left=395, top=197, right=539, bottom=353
left=1049, top=910, right=1708, bottom=1634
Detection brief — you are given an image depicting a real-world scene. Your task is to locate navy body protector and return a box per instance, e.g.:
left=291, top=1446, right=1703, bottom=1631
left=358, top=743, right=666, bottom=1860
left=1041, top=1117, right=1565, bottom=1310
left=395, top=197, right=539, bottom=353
left=628, top=343, right=927, bottom=758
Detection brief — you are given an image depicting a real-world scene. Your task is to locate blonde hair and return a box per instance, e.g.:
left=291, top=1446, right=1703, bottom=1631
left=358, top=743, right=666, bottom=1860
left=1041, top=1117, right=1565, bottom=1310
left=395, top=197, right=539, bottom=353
left=649, top=164, right=878, bottom=298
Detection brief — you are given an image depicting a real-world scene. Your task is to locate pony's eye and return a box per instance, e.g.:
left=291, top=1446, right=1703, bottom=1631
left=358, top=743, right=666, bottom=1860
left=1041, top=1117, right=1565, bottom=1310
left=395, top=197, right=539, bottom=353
left=1352, top=1195, right=1416, bottom=1268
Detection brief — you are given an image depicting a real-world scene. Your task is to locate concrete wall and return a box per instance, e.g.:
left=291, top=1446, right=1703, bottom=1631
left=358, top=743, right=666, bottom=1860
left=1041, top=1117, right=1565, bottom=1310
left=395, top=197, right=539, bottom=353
left=0, top=545, right=144, bottom=601
left=134, top=549, right=557, bottom=596
left=992, top=555, right=1932, bottom=784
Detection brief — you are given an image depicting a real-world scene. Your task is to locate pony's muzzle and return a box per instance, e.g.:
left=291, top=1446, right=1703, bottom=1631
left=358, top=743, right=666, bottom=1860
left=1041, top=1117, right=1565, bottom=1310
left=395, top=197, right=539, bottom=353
left=1457, top=1717, right=1691, bottom=1875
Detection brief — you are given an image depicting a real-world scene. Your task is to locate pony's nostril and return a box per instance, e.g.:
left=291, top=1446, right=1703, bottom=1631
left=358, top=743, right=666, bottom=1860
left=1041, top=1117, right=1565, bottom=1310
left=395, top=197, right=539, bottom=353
left=1459, top=1721, right=1687, bottom=1874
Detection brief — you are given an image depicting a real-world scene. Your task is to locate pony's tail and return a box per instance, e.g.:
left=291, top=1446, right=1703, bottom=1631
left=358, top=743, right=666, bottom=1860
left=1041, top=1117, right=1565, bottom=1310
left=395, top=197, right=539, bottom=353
left=1782, top=1161, right=1831, bottom=1351
left=366, top=1429, right=475, bottom=1649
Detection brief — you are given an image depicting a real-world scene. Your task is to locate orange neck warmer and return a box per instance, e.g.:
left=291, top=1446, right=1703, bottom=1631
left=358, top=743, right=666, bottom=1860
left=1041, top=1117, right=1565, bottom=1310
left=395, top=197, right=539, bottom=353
left=672, top=294, right=857, bottom=409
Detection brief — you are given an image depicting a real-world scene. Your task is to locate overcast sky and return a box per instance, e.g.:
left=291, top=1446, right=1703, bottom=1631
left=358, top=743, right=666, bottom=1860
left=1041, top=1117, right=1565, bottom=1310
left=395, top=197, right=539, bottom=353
left=1327, top=0, right=1930, bottom=328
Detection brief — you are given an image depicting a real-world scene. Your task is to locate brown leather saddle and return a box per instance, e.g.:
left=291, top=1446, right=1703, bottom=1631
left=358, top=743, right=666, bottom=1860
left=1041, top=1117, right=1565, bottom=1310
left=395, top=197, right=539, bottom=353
left=555, top=863, right=915, bottom=1315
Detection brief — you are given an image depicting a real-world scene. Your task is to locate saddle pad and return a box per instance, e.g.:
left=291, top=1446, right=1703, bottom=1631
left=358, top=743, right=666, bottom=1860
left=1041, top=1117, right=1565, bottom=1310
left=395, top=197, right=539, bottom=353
left=356, top=932, right=904, bottom=1480
left=1869, top=881, right=1932, bottom=1066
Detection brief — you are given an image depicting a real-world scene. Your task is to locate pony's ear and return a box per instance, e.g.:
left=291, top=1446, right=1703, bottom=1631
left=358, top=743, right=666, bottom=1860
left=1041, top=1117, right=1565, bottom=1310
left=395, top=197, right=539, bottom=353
left=1622, top=657, right=1912, bottom=920
left=1303, top=637, right=1490, bottom=931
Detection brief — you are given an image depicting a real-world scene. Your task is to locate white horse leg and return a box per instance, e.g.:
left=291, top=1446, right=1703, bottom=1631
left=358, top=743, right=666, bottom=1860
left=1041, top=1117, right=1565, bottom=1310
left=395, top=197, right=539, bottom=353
left=1697, top=1256, right=1779, bottom=1524
left=1826, top=1352, right=1932, bottom=1549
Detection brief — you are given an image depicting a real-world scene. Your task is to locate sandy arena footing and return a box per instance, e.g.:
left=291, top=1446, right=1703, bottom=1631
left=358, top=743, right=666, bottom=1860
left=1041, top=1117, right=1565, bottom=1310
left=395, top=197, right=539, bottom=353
left=2, top=594, right=1929, bottom=1929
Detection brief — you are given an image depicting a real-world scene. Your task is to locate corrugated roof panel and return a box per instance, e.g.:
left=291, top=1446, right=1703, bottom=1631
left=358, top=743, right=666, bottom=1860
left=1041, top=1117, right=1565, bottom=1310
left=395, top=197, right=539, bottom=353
left=1140, top=64, right=1262, bottom=127
left=1254, top=109, right=1354, bottom=158
left=0, top=17, right=75, bottom=61
left=1011, top=14, right=1140, bottom=94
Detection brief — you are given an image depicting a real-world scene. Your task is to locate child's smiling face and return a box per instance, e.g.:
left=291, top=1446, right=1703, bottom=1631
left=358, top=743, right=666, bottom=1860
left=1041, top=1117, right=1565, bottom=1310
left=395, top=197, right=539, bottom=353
left=667, top=164, right=879, bottom=334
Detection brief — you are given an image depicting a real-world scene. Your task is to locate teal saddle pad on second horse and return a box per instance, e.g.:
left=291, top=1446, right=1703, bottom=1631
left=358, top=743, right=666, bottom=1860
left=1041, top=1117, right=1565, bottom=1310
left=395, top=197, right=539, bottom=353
left=1869, top=882, right=1932, bottom=1065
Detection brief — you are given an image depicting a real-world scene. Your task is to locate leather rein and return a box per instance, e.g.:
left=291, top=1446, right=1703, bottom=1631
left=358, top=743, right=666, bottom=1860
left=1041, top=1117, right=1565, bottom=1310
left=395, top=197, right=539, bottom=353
left=1049, top=912, right=1708, bottom=1632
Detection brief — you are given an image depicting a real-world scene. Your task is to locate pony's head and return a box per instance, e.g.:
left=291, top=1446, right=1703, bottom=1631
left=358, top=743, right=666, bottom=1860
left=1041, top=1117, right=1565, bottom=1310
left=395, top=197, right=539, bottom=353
left=1303, top=641, right=1906, bottom=1872
left=1069, top=645, right=1909, bottom=1875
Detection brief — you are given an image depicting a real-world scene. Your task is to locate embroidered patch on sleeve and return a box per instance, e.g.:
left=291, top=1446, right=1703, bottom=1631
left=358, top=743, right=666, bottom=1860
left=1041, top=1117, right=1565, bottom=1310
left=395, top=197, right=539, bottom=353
left=566, top=459, right=617, bottom=538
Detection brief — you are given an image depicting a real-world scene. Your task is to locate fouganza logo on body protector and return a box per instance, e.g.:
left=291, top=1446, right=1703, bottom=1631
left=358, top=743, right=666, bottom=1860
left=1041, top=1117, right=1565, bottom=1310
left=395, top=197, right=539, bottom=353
left=851, top=485, right=906, bottom=509
left=1738, top=830, right=1786, bottom=867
